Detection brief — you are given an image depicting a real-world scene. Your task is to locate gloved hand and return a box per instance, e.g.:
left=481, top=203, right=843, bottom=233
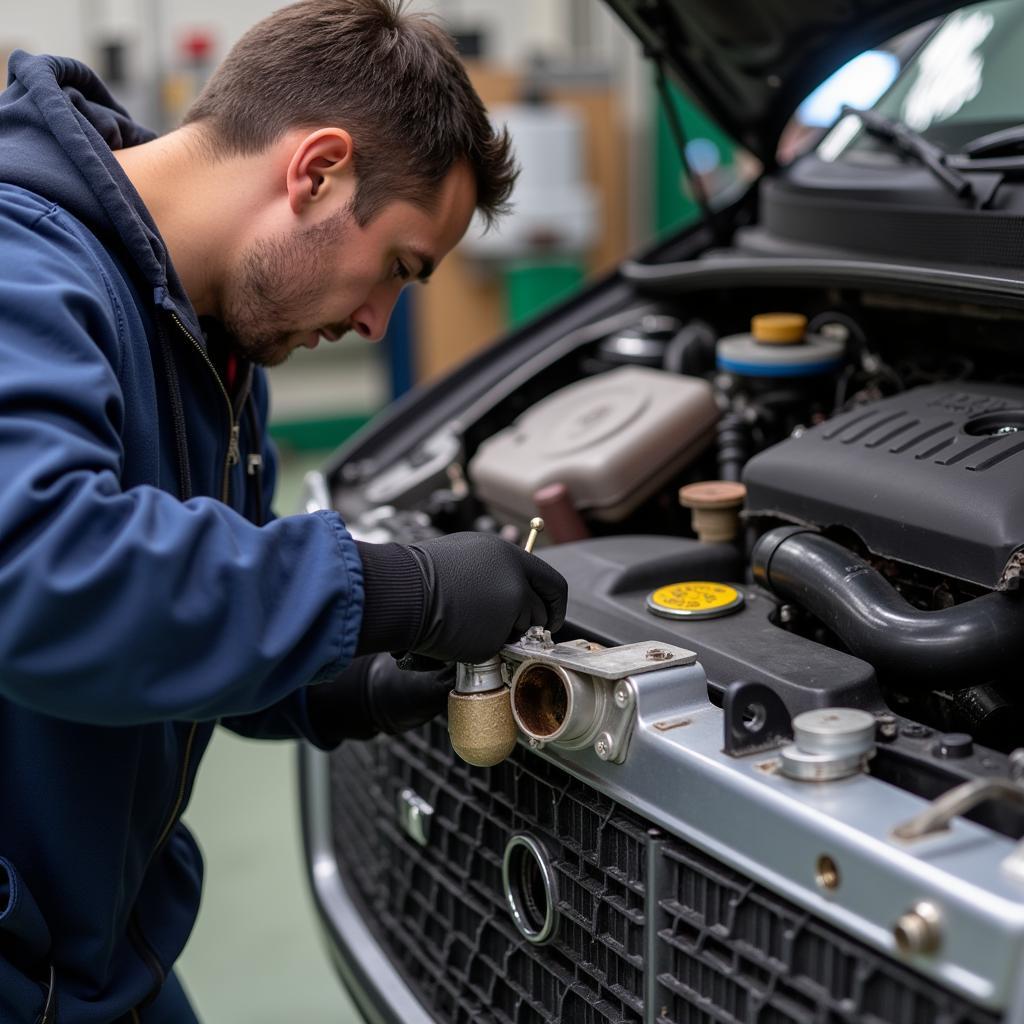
left=306, top=653, right=455, bottom=745
left=406, top=532, right=568, bottom=663
left=355, top=533, right=568, bottom=665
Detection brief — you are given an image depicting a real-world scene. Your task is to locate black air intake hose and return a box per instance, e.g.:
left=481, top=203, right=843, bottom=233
left=751, top=527, right=1024, bottom=685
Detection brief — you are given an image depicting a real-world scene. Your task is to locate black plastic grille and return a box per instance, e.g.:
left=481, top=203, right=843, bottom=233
left=330, top=719, right=647, bottom=1023
left=327, top=723, right=1000, bottom=1024
left=655, top=839, right=998, bottom=1024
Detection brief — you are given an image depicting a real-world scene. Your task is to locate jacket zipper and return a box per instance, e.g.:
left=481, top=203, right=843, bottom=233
left=168, top=312, right=238, bottom=503
left=127, top=910, right=165, bottom=1009
left=127, top=716, right=198, bottom=1010
left=152, top=720, right=199, bottom=854
left=128, top=314, right=250, bottom=1011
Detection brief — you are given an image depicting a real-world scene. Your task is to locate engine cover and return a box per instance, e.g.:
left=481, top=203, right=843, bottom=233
left=743, top=383, right=1024, bottom=590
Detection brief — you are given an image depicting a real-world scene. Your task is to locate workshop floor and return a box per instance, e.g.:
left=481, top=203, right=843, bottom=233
left=178, top=340, right=384, bottom=1023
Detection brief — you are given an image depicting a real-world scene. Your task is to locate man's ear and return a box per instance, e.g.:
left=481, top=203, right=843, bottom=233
left=285, top=128, right=355, bottom=215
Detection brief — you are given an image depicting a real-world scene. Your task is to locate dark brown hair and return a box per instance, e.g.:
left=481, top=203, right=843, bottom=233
left=183, top=0, right=516, bottom=227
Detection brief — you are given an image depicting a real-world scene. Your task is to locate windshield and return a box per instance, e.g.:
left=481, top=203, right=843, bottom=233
left=819, top=0, right=1024, bottom=161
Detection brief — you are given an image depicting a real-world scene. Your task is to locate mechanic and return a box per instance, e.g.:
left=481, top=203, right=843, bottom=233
left=0, top=1, right=567, bottom=1021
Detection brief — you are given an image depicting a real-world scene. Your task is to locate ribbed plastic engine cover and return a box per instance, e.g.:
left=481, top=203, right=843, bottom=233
left=742, top=383, right=1024, bottom=589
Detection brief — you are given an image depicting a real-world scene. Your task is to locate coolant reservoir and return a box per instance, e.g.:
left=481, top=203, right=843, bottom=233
left=717, top=312, right=845, bottom=377
left=468, top=366, right=718, bottom=526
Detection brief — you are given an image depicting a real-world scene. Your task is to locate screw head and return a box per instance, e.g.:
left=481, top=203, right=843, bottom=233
left=594, top=732, right=614, bottom=760
left=876, top=714, right=898, bottom=741
left=614, top=683, right=631, bottom=708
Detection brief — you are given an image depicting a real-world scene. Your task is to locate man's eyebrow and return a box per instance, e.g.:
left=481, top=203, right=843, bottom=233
left=409, top=248, right=436, bottom=282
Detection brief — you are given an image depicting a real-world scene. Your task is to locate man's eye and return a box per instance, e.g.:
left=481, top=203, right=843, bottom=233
left=393, top=260, right=411, bottom=282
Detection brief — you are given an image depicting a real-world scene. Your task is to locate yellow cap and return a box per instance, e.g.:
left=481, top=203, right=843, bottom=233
left=646, top=581, right=744, bottom=620
left=751, top=313, right=807, bottom=345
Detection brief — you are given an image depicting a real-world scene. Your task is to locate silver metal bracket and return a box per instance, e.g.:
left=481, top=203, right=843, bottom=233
left=499, top=637, right=694, bottom=765
left=502, top=637, right=697, bottom=678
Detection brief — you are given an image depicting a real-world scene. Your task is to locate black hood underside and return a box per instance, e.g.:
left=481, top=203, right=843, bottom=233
left=603, top=0, right=966, bottom=164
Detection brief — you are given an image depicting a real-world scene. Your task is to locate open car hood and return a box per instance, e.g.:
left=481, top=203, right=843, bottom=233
left=603, top=0, right=968, bottom=165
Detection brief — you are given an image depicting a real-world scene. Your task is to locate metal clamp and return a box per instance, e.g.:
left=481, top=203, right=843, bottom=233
left=454, top=657, right=506, bottom=694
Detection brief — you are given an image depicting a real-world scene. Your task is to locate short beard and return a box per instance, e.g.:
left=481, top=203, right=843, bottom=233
left=221, top=205, right=352, bottom=367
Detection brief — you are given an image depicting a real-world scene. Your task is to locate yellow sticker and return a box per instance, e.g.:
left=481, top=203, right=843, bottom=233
left=646, top=582, right=743, bottom=620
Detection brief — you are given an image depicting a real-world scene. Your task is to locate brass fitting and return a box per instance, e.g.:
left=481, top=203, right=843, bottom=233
left=448, top=687, right=518, bottom=767
left=893, top=902, right=942, bottom=956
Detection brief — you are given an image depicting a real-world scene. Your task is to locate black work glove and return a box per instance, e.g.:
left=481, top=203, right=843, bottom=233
left=306, top=653, right=455, bottom=745
left=354, top=533, right=568, bottom=664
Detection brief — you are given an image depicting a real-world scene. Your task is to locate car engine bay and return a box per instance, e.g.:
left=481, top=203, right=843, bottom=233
left=306, top=274, right=1024, bottom=1022
left=331, top=282, right=1024, bottom=764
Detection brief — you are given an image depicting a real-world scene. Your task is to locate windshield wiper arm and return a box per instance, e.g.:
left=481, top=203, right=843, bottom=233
left=961, top=124, right=1024, bottom=158
left=840, top=105, right=974, bottom=200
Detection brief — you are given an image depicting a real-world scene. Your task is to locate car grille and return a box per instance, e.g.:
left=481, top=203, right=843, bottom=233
left=328, top=720, right=999, bottom=1024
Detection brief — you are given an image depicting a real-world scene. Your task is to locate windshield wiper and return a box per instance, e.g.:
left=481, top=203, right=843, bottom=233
left=942, top=124, right=1024, bottom=176
left=840, top=105, right=974, bottom=200
left=961, top=124, right=1024, bottom=158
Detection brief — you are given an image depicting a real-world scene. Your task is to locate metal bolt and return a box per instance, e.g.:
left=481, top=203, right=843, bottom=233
left=645, top=648, right=671, bottom=662
left=893, top=902, right=942, bottom=956
left=528, top=737, right=540, bottom=749
left=594, top=732, right=614, bottom=760
left=1010, top=749, right=1024, bottom=782
left=614, top=683, right=631, bottom=709
left=522, top=626, right=553, bottom=648
left=778, top=605, right=795, bottom=625
left=901, top=723, right=932, bottom=740
left=876, top=714, right=898, bottom=741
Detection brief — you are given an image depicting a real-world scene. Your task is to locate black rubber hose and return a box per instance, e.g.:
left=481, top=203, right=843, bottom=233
left=662, top=319, right=716, bottom=375
left=716, top=412, right=748, bottom=482
left=751, top=527, right=1024, bottom=685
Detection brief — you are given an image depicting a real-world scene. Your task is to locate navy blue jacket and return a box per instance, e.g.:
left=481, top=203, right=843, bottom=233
left=0, top=52, right=365, bottom=1021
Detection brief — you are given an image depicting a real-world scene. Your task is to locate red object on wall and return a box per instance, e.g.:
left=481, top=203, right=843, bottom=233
left=180, top=30, right=215, bottom=65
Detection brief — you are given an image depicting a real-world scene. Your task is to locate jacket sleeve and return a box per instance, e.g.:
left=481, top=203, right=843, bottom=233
left=219, top=688, right=338, bottom=749
left=0, top=198, right=364, bottom=726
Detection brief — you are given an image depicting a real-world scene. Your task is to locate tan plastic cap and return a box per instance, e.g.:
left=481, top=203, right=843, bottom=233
left=751, top=313, right=807, bottom=345
left=679, top=481, right=747, bottom=543
left=679, top=481, right=747, bottom=511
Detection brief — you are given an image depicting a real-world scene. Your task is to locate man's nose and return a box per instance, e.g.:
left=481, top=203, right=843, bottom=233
left=351, top=289, right=400, bottom=343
